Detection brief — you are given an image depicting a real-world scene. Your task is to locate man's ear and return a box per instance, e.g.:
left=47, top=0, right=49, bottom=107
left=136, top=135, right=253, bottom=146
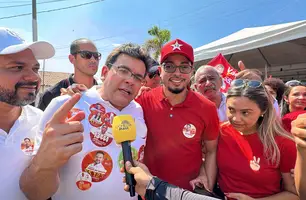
left=101, top=66, right=109, bottom=81
left=68, top=54, right=75, bottom=64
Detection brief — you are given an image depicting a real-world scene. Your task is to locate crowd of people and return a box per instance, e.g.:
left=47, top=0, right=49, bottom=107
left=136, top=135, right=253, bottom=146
left=1, top=26, right=306, bottom=200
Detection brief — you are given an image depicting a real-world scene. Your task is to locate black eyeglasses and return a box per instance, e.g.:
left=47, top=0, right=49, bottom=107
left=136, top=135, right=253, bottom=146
left=110, top=64, right=146, bottom=85
left=231, top=79, right=262, bottom=88
left=162, top=63, right=193, bottom=74
left=74, top=50, right=101, bottom=60
left=148, top=70, right=160, bottom=79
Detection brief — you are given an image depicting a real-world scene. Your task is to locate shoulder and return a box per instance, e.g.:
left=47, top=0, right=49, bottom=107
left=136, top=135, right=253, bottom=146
left=189, top=91, right=216, bottom=108
left=23, top=105, right=43, bottom=118
left=41, top=78, right=68, bottom=96
left=275, top=135, right=295, bottom=150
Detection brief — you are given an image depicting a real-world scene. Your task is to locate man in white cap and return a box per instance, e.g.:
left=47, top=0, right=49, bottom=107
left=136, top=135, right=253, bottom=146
left=0, top=27, right=55, bottom=199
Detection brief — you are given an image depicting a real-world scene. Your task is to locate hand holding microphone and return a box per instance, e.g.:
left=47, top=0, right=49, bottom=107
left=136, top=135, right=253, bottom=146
left=112, top=115, right=137, bottom=197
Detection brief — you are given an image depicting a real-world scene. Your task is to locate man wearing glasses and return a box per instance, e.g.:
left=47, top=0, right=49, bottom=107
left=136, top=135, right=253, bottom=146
left=136, top=39, right=220, bottom=193
left=37, top=38, right=100, bottom=111
left=20, top=43, right=150, bottom=200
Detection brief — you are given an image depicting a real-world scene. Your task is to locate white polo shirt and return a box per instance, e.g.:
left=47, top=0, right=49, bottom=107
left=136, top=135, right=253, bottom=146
left=0, top=105, right=42, bottom=200
left=36, top=86, right=147, bottom=200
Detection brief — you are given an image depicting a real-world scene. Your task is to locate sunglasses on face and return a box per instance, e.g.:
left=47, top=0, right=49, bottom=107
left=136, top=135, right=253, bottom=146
left=148, top=71, right=160, bottom=79
left=231, top=79, right=262, bottom=88
left=162, top=63, right=193, bottom=74
left=74, top=50, right=101, bottom=60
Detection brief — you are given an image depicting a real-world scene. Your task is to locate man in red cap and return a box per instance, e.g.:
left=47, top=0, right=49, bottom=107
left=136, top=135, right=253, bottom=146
left=136, top=39, right=219, bottom=192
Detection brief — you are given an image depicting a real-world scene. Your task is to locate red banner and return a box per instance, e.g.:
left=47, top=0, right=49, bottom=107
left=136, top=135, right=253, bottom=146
left=207, top=53, right=238, bottom=93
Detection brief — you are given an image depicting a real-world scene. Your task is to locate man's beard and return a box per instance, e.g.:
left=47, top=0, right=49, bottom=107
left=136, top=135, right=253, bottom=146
left=168, top=86, right=185, bottom=94
left=0, top=82, right=38, bottom=106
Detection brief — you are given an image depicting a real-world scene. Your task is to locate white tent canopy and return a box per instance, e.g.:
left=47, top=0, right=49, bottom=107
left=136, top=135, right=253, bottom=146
left=194, top=20, right=306, bottom=81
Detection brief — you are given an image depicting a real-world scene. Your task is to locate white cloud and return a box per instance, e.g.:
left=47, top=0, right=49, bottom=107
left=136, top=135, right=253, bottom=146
left=112, top=43, right=121, bottom=47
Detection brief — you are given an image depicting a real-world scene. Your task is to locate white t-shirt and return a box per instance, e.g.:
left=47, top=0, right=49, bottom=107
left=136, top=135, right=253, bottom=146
left=36, top=86, right=147, bottom=200
left=0, top=105, right=42, bottom=200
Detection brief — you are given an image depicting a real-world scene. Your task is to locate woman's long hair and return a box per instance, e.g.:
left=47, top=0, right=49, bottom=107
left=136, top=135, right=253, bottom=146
left=280, top=82, right=306, bottom=116
left=227, top=83, right=293, bottom=165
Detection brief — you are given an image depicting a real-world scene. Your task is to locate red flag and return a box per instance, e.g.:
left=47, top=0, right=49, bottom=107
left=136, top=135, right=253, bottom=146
left=207, top=53, right=238, bottom=93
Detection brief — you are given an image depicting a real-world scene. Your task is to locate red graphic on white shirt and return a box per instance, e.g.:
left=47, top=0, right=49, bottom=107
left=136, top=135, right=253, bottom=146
left=76, top=171, right=92, bottom=191
left=89, top=125, right=113, bottom=147
left=89, top=103, right=106, bottom=115
left=82, top=150, right=113, bottom=182
left=21, top=138, right=34, bottom=155
left=88, top=111, right=104, bottom=127
left=102, top=112, right=116, bottom=128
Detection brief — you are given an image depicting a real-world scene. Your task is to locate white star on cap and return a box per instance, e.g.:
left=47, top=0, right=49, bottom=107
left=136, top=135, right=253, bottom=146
left=171, top=40, right=183, bottom=51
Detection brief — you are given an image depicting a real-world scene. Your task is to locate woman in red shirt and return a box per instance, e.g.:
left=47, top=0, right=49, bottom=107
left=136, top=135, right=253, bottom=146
left=281, top=81, right=306, bottom=133
left=217, top=79, right=298, bottom=200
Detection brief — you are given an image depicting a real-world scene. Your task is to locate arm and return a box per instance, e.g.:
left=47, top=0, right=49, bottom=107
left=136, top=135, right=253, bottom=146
left=20, top=94, right=85, bottom=200
left=123, top=161, right=218, bottom=200
left=203, top=140, right=218, bottom=191
left=291, top=113, right=306, bottom=199
left=256, top=173, right=298, bottom=200
left=146, top=177, right=219, bottom=200
left=295, top=147, right=306, bottom=199
left=227, top=173, right=298, bottom=200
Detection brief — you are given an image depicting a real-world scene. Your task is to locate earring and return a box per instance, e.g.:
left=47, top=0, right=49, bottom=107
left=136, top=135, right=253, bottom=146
left=261, top=114, right=264, bottom=117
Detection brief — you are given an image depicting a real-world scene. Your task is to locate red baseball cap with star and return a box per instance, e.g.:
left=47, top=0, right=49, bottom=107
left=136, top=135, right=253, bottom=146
left=160, top=39, right=194, bottom=64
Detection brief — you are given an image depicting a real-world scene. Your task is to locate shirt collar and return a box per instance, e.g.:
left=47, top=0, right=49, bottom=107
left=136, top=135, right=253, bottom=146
left=155, top=86, right=193, bottom=108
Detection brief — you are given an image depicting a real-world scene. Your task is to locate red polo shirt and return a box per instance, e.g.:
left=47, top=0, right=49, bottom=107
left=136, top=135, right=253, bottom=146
left=217, top=122, right=296, bottom=198
left=136, top=86, right=219, bottom=190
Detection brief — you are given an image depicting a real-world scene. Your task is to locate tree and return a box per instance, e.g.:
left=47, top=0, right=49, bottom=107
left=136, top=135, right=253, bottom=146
left=144, top=25, right=171, bottom=60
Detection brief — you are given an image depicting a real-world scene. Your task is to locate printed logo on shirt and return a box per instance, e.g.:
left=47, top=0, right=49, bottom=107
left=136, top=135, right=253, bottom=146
left=103, top=112, right=116, bottom=128
left=90, top=125, right=113, bottom=147
left=81, top=150, right=113, bottom=182
left=182, top=124, right=196, bottom=138
left=118, top=147, right=138, bottom=168
left=89, top=103, right=106, bottom=115
left=67, top=108, right=82, bottom=120
left=76, top=171, right=92, bottom=191
left=250, top=156, right=260, bottom=171
left=138, top=145, right=145, bottom=163
left=88, top=111, right=104, bottom=127
left=21, top=137, right=34, bottom=155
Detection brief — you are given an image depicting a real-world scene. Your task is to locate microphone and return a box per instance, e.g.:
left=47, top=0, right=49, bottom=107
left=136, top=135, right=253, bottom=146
left=112, top=115, right=137, bottom=197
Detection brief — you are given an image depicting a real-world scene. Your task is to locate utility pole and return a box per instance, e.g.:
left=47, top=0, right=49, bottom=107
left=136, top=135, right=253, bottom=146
left=32, top=0, right=38, bottom=42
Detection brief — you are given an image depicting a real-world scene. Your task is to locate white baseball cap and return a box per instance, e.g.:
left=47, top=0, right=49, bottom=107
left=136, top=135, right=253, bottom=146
left=0, top=27, right=55, bottom=59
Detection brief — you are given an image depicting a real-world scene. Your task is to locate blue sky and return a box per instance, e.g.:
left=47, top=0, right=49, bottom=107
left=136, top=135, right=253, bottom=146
left=1, top=0, right=306, bottom=76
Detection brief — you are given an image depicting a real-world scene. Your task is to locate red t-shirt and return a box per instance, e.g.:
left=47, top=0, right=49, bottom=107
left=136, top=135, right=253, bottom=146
left=217, top=123, right=296, bottom=198
left=136, top=86, right=220, bottom=190
left=282, top=110, right=306, bottom=133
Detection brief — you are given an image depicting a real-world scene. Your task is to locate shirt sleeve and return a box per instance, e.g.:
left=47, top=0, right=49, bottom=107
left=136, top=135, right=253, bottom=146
left=202, top=104, right=220, bottom=141
left=134, top=105, right=147, bottom=139
left=145, top=177, right=219, bottom=200
left=279, top=138, right=297, bottom=173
